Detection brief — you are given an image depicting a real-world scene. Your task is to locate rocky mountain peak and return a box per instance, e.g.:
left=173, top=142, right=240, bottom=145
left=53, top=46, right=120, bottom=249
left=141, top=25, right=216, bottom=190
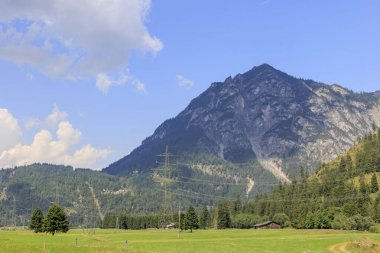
left=104, top=64, right=380, bottom=188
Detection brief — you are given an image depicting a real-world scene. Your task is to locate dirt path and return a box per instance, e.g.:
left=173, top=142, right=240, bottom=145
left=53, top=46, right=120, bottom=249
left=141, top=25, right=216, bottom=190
left=86, top=182, right=104, bottom=221
left=329, top=242, right=350, bottom=253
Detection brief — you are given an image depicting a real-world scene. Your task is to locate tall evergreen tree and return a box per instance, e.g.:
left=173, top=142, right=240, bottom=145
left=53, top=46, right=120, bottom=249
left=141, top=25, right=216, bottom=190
left=43, top=204, right=69, bottom=235
left=232, top=195, right=242, bottom=216
left=184, top=205, right=198, bottom=232
left=338, top=157, right=346, bottom=173
left=359, top=175, right=369, bottom=194
left=199, top=205, right=210, bottom=229
left=374, top=194, right=380, bottom=222
left=217, top=201, right=231, bottom=229
left=371, top=174, right=379, bottom=193
left=29, top=208, right=44, bottom=233
left=346, top=154, right=353, bottom=176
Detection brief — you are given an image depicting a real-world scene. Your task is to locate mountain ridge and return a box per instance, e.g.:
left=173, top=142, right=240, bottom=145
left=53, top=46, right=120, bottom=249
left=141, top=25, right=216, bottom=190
left=104, top=64, right=380, bottom=185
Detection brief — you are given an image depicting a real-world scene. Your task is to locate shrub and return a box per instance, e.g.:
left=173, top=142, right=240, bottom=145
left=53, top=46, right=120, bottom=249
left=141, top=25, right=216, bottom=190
left=349, top=215, right=374, bottom=231
left=332, top=213, right=353, bottom=230
left=231, top=214, right=254, bottom=229
left=272, top=213, right=289, bottom=228
left=369, top=225, right=380, bottom=233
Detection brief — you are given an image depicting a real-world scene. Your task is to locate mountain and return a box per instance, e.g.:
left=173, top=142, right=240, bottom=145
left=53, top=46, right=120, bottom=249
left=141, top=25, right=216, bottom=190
left=0, top=164, right=174, bottom=227
left=248, top=128, right=380, bottom=229
left=105, top=64, right=380, bottom=185
left=2, top=64, right=379, bottom=227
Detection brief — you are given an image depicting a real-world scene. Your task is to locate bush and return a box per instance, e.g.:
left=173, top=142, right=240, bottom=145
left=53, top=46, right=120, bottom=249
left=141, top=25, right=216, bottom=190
left=231, top=214, right=254, bottom=229
left=250, top=215, right=262, bottom=226
left=272, top=213, right=289, bottom=228
left=369, top=225, right=380, bottom=233
left=304, top=212, right=316, bottom=229
left=284, top=220, right=292, bottom=228
left=350, top=215, right=374, bottom=231
left=314, top=209, right=336, bottom=229
left=332, top=213, right=353, bottom=230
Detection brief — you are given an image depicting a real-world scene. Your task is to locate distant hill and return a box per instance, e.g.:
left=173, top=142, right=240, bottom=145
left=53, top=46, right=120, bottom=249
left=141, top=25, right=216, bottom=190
left=105, top=64, right=380, bottom=188
left=0, top=164, right=168, bottom=227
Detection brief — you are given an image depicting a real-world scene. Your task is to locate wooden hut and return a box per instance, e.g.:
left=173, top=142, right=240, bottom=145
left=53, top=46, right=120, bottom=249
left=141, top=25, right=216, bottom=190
left=252, top=221, right=281, bottom=229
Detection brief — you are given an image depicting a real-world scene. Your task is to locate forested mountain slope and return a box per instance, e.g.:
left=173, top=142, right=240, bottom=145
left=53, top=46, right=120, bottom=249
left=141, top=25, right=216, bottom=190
left=247, top=128, right=380, bottom=229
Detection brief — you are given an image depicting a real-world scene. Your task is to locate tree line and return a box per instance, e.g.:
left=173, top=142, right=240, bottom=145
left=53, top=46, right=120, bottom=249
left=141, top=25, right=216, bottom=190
left=101, top=128, right=380, bottom=232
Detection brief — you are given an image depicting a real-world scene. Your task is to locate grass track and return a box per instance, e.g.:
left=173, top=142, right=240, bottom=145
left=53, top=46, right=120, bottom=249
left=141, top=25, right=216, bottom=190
left=0, top=229, right=379, bottom=253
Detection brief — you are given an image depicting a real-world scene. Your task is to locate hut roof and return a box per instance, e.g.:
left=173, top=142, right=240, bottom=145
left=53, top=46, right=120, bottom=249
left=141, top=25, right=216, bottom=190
left=253, top=221, right=279, bottom=227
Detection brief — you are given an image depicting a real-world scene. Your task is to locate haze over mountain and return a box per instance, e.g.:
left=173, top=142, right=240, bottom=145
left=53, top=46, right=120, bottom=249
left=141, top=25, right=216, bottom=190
left=105, top=64, right=380, bottom=183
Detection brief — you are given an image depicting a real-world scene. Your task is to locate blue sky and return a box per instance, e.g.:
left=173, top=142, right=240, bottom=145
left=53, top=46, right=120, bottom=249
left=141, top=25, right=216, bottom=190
left=0, top=0, right=379, bottom=169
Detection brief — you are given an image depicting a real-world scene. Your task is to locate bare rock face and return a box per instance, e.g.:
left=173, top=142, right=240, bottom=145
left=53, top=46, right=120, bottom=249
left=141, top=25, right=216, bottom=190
left=104, top=64, right=380, bottom=183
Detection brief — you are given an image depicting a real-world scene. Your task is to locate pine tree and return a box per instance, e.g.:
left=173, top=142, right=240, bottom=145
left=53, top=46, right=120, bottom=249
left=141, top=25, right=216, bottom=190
left=374, top=194, right=380, bottom=222
left=199, top=205, right=210, bottom=229
left=29, top=208, right=44, bottom=233
left=43, top=204, right=69, bottom=235
left=346, top=154, right=353, bottom=176
left=232, top=195, right=242, bottom=216
left=217, top=201, right=231, bottom=229
left=371, top=174, right=379, bottom=193
left=184, top=205, right=198, bottom=232
left=338, top=157, right=346, bottom=173
left=359, top=175, right=368, bottom=194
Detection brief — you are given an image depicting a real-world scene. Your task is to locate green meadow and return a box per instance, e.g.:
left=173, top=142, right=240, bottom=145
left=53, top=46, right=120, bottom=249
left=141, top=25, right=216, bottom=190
left=0, top=229, right=379, bottom=253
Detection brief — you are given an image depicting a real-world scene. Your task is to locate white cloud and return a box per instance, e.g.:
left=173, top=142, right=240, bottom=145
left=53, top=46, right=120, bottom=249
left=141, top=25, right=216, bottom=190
left=131, top=79, right=148, bottom=95
left=96, top=71, right=148, bottom=94
left=24, top=105, right=68, bottom=129
left=96, top=73, right=113, bottom=94
left=46, top=105, right=68, bottom=125
left=0, top=0, right=162, bottom=91
left=0, top=109, right=22, bottom=152
left=0, top=107, right=110, bottom=169
left=25, top=118, right=40, bottom=130
left=176, top=74, right=194, bottom=88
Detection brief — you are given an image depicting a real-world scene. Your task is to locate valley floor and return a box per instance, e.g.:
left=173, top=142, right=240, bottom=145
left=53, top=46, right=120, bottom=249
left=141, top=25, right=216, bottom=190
left=0, top=228, right=379, bottom=253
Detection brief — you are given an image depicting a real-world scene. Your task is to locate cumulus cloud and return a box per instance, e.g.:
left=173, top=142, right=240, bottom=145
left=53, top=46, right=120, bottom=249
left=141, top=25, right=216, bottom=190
left=46, top=105, right=68, bottom=125
left=0, top=107, right=110, bottom=169
left=176, top=74, right=194, bottom=88
left=0, top=109, right=22, bottom=152
left=0, top=0, right=162, bottom=92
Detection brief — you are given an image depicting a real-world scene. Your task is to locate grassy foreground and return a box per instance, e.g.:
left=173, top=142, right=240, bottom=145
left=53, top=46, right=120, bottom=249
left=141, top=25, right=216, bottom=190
left=0, top=229, right=380, bottom=253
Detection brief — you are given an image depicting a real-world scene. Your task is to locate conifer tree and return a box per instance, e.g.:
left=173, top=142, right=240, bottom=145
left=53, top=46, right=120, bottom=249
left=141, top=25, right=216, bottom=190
left=346, top=154, right=353, bottom=176
left=338, top=157, right=346, bottom=173
left=43, top=204, right=69, bottom=235
left=184, top=205, right=198, bottom=232
left=217, top=201, right=231, bottom=229
left=29, top=208, right=44, bottom=233
left=371, top=174, right=379, bottom=193
left=232, top=195, right=242, bottom=216
left=199, top=205, right=210, bottom=229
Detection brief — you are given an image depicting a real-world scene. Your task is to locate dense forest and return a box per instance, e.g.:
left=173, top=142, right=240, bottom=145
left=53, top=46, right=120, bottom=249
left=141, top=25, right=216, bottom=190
left=2, top=128, right=379, bottom=231
left=245, top=127, right=380, bottom=230
left=102, top=128, right=380, bottom=231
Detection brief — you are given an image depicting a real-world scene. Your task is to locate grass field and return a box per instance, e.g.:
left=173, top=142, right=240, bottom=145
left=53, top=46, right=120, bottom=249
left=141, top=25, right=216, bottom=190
left=0, top=229, right=379, bottom=253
